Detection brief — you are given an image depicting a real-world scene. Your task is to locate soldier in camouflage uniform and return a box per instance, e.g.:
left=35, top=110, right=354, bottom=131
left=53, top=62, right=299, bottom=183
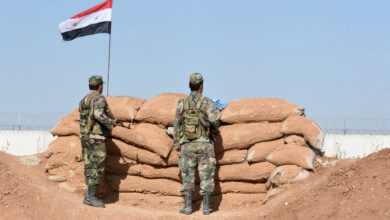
left=173, top=73, right=220, bottom=215
left=79, top=75, right=117, bottom=208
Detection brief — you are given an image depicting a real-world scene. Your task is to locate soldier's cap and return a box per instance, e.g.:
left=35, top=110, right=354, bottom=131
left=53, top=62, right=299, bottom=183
left=89, top=75, right=105, bottom=86
left=189, top=73, right=203, bottom=84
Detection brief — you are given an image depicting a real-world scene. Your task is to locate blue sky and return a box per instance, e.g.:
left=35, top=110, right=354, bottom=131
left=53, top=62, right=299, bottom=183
left=1, top=0, right=389, bottom=119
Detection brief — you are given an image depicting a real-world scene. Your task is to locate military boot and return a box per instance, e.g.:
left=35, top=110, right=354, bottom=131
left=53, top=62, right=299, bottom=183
left=203, top=193, right=212, bottom=215
left=83, top=187, right=92, bottom=204
left=83, top=185, right=105, bottom=208
left=179, top=195, right=192, bottom=215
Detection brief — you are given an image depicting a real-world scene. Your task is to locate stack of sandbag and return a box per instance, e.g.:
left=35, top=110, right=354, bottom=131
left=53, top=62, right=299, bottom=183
left=43, top=94, right=324, bottom=199
left=220, top=98, right=324, bottom=190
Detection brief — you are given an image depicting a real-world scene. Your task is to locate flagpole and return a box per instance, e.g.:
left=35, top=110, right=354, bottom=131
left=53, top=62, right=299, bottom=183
left=106, top=0, right=113, bottom=97
left=107, top=33, right=111, bottom=96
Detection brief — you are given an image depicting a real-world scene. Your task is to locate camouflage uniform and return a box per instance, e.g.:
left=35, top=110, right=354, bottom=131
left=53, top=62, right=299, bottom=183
left=79, top=76, right=116, bottom=187
left=173, top=74, right=219, bottom=196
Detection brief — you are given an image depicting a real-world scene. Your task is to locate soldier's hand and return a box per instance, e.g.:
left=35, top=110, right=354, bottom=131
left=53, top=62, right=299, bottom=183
left=114, top=120, right=122, bottom=127
left=175, top=149, right=181, bottom=156
left=172, top=142, right=180, bottom=151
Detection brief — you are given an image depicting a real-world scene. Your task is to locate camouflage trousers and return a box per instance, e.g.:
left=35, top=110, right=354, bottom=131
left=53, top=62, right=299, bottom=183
left=80, top=137, right=107, bottom=186
left=178, top=142, right=217, bottom=196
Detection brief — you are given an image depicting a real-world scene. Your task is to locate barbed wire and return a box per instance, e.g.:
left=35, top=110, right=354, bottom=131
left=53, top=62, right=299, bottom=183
left=0, top=113, right=390, bottom=134
left=312, top=117, right=390, bottom=135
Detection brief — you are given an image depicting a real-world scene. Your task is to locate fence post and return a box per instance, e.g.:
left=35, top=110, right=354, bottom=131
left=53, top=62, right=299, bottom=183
left=343, top=118, right=347, bottom=135
left=18, top=114, right=21, bottom=131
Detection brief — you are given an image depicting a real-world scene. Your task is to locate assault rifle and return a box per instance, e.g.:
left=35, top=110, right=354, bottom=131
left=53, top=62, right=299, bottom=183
left=208, top=123, right=220, bottom=143
left=89, top=119, right=132, bottom=130
left=115, top=121, right=131, bottom=129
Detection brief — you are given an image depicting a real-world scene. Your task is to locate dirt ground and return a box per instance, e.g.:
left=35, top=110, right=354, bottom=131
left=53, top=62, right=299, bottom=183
left=1, top=149, right=389, bottom=220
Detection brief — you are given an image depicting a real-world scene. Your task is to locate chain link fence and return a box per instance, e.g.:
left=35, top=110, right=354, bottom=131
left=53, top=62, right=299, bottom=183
left=0, top=113, right=66, bottom=131
left=312, top=117, right=390, bottom=135
left=0, top=113, right=389, bottom=135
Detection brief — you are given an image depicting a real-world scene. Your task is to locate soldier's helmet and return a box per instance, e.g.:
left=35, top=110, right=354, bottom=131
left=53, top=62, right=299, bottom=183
left=190, top=73, right=203, bottom=84
left=89, top=75, right=104, bottom=86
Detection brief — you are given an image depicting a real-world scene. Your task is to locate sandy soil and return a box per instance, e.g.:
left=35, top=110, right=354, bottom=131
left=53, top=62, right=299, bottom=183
left=1, top=149, right=390, bottom=220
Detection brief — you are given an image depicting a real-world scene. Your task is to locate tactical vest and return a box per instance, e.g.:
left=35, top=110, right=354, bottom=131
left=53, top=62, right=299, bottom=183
left=181, top=96, right=208, bottom=141
left=79, top=94, right=104, bottom=137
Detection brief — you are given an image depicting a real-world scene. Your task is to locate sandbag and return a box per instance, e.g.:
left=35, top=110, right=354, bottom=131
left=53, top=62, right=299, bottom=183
left=106, top=96, right=145, bottom=122
left=166, top=150, right=179, bottom=166
left=217, top=162, right=276, bottom=182
left=108, top=174, right=268, bottom=197
left=106, top=139, right=165, bottom=166
left=106, top=157, right=180, bottom=181
left=284, top=135, right=309, bottom=147
left=107, top=174, right=181, bottom=196
left=219, top=122, right=283, bottom=151
left=44, top=136, right=82, bottom=171
left=44, top=136, right=84, bottom=188
left=218, top=182, right=267, bottom=194
left=266, top=144, right=316, bottom=170
left=281, top=116, right=325, bottom=150
left=50, top=109, right=80, bottom=136
left=247, top=139, right=284, bottom=163
left=135, top=93, right=187, bottom=126
left=111, top=123, right=173, bottom=158
left=105, top=155, right=137, bottom=175
left=135, top=164, right=180, bottom=181
left=217, top=149, right=247, bottom=165
left=221, top=98, right=304, bottom=124
left=266, top=165, right=311, bottom=189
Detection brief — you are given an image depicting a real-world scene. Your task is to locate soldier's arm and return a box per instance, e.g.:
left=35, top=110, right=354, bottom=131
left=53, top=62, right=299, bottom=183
left=172, top=99, right=184, bottom=150
left=93, top=96, right=116, bottom=130
left=205, top=98, right=220, bottom=129
left=106, top=105, right=116, bottom=120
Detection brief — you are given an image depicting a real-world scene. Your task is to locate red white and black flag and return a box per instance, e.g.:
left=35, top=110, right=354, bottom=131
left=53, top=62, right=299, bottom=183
left=59, top=0, right=112, bottom=41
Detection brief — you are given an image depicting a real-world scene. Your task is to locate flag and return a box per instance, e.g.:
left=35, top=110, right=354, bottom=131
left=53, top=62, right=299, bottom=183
left=59, top=0, right=112, bottom=41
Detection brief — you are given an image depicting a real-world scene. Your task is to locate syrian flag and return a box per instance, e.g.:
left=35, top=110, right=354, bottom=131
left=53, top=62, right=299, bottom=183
left=59, top=0, right=112, bottom=41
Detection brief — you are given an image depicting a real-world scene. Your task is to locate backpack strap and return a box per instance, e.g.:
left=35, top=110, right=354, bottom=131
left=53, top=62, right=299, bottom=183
left=183, top=97, right=190, bottom=113
left=190, top=96, right=207, bottom=128
left=195, top=96, right=206, bottom=110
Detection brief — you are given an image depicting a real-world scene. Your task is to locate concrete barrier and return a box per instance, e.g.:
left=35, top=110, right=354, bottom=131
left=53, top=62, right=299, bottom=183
left=323, top=134, right=390, bottom=159
left=0, top=130, right=55, bottom=156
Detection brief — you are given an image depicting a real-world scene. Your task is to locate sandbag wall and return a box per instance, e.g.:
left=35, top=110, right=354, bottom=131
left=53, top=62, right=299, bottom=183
left=43, top=93, right=325, bottom=199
